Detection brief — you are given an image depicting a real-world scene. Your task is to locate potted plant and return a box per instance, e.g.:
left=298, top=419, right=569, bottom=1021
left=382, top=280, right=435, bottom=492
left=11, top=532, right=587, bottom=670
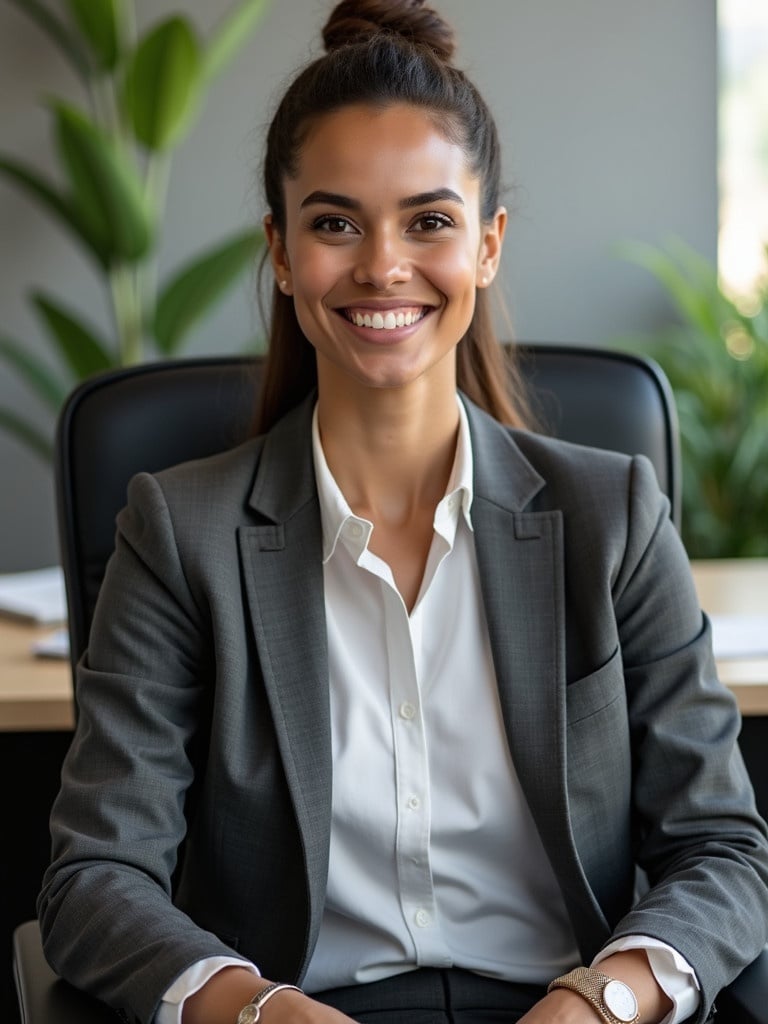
left=0, top=0, right=268, bottom=460
left=619, top=238, right=768, bottom=559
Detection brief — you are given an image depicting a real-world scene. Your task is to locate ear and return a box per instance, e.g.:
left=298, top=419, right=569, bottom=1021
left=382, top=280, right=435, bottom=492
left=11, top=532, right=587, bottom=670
left=264, top=213, right=292, bottom=295
left=476, top=206, right=507, bottom=289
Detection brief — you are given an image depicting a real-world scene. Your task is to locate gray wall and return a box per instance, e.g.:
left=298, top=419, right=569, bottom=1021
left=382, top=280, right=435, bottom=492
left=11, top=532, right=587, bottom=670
left=0, top=0, right=716, bottom=571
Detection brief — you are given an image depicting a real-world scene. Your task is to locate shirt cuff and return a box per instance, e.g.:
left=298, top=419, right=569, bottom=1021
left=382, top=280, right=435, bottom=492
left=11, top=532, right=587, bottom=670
left=155, top=957, right=260, bottom=1024
left=593, top=936, right=701, bottom=1024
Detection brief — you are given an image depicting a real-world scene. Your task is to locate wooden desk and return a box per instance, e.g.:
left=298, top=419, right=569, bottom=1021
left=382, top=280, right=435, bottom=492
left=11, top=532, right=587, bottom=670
left=1, top=559, right=767, bottom=730
left=690, top=559, right=768, bottom=716
left=0, top=619, right=74, bottom=731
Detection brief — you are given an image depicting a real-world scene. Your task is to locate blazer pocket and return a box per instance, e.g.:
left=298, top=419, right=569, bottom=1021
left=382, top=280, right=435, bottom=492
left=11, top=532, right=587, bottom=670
left=566, top=646, right=623, bottom=725
left=566, top=646, right=632, bottom=857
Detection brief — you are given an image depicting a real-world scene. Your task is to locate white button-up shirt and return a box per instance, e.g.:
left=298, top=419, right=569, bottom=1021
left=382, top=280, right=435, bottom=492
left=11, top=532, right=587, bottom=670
left=304, top=398, right=580, bottom=989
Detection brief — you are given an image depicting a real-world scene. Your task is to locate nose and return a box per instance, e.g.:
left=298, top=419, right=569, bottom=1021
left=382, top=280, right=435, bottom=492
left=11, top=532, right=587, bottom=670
left=352, top=229, right=411, bottom=290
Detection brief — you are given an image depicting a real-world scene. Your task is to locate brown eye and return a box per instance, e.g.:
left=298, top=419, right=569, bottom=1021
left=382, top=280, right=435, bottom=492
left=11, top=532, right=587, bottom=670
left=411, top=212, right=453, bottom=232
left=327, top=217, right=349, bottom=233
left=313, top=215, right=356, bottom=234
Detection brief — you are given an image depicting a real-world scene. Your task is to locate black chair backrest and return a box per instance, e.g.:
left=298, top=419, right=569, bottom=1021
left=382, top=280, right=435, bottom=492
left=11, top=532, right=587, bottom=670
left=55, top=345, right=680, bottom=675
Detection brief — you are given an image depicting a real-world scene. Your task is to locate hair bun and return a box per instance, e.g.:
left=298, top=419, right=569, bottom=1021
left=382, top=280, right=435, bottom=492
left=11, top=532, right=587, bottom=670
left=322, top=0, right=456, bottom=62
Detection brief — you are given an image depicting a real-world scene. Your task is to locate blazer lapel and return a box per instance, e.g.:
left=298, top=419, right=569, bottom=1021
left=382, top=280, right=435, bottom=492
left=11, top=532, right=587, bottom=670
left=237, top=396, right=332, bottom=972
left=465, top=399, right=610, bottom=959
left=236, top=394, right=610, bottom=966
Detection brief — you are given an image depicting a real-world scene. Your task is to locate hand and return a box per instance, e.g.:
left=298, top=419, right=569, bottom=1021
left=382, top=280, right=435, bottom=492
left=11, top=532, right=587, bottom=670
left=518, top=950, right=674, bottom=1024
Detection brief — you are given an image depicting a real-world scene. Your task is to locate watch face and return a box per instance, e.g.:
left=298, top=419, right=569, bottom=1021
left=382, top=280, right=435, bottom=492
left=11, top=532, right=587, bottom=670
left=603, top=979, right=638, bottom=1022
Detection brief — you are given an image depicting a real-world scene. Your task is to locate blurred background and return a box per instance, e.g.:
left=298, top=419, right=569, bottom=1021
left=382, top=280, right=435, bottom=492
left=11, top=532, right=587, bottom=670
left=0, top=0, right=765, bottom=570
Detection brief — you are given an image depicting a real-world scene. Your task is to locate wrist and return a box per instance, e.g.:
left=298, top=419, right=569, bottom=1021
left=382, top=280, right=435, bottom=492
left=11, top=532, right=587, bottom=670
left=182, top=969, right=273, bottom=1024
left=598, top=950, right=674, bottom=1024
left=548, top=951, right=673, bottom=1024
left=236, top=982, right=304, bottom=1024
left=549, top=967, right=639, bottom=1024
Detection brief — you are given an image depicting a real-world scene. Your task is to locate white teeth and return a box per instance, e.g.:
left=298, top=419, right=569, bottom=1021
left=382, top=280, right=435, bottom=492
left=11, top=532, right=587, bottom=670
left=348, top=309, right=424, bottom=330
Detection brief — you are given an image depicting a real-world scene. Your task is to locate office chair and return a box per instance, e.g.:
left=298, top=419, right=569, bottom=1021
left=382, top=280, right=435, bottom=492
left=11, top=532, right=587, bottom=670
left=13, top=346, right=767, bottom=1023
left=55, top=343, right=681, bottom=679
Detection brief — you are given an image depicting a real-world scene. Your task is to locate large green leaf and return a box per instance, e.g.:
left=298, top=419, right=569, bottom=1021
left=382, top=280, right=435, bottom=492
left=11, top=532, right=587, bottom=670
left=7, top=0, right=90, bottom=80
left=0, top=157, right=111, bottom=266
left=620, top=240, right=721, bottom=340
left=32, top=292, right=116, bottom=379
left=154, top=229, right=263, bottom=353
left=53, top=102, right=154, bottom=262
left=66, top=0, right=126, bottom=71
left=123, top=17, right=202, bottom=151
left=202, top=0, right=269, bottom=83
left=0, top=337, right=68, bottom=411
left=0, top=408, right=53, bottom=462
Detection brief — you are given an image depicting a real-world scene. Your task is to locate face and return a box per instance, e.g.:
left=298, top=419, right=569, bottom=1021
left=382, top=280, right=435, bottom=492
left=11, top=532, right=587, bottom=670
left=265, top=103, right=506, bottom=399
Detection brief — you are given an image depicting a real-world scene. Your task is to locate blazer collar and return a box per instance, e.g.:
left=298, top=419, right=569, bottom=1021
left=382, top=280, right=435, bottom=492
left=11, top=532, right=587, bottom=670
left=247, top=391, right=547, bottom=524
left=462, top=396, right=545, bottom=512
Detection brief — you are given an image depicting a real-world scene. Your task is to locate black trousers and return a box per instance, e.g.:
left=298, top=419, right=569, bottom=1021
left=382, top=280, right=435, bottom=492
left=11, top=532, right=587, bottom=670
left=313, top=967, right=547, bottom=1024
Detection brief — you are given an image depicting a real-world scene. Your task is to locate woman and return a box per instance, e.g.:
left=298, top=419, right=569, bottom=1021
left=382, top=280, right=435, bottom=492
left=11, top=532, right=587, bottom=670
left=39, top=3, right=768, bottom=1024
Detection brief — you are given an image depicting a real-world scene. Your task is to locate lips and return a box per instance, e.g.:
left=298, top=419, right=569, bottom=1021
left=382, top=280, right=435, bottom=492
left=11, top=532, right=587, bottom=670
left=341, top=306, right=428, bottom=330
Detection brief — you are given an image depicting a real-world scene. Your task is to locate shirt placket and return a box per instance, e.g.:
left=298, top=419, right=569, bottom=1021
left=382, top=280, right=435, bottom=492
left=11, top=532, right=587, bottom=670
left=381, top=578, right=453, bottom=966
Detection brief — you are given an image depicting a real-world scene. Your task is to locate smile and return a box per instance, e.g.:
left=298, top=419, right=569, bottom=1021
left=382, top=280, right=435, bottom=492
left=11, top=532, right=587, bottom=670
left=342, top=307, right=427, bottom=330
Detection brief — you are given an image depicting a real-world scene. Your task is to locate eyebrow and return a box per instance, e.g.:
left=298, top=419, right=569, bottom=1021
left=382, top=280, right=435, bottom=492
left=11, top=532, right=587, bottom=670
left=299, top=188, right=465, bottom=210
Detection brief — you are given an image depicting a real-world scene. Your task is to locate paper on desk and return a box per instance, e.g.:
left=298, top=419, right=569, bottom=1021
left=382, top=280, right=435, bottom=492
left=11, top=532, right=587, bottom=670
left=31, top=626, right=70, bottom=659
left=0, top=566, right=67, bottom=624
left=710, top=614, right=768, bottom=660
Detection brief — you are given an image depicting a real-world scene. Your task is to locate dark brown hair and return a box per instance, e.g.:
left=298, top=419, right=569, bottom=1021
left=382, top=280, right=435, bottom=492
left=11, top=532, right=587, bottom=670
left=255, top=0, right=530, bottom=433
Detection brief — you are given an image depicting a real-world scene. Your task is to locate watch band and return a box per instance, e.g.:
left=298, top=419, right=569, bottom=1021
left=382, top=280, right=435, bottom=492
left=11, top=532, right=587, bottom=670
left=236, top=982, right=303, bottom=1024
left=548, top=966, right=639, bottom=1024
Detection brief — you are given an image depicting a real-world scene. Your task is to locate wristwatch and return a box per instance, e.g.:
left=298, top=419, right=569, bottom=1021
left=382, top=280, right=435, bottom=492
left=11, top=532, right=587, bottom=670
left=548, top=967, right=640, bottom=1024
left=236, top=982, right=303, bottom=1024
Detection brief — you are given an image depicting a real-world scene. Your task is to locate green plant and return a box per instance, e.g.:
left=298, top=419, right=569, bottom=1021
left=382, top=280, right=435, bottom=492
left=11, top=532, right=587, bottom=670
left=0, top=0, right=269, bottom=460
left=618, top=238, right=768, bottom=558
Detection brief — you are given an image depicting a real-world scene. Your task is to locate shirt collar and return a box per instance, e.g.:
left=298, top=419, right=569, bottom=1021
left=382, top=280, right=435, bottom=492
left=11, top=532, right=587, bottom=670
left=312, top=397, right=474, bottom=564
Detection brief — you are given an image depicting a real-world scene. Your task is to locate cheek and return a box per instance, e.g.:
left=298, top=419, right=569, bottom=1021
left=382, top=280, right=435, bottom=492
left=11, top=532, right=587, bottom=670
left=427, top=239, right=480, bottom=285
left=291, top=243, right=347, bottom=300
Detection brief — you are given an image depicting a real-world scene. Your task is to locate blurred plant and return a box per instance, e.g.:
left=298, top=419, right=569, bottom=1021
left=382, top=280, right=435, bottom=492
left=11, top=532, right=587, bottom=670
left=0, top=0, right=268, bottom=460
left=619, top=238, right=768, bottom=558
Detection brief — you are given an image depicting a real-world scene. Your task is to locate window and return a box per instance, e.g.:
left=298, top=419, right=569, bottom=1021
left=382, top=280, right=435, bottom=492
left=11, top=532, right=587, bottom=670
left=718, top=0, right=768, bottom=306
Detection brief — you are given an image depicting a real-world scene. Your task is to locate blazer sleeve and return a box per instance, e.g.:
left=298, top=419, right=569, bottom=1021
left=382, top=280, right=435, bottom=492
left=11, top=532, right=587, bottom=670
left=609, top=456, right=768, bottom=1019
left=37, top=471, right=252, bottom=1024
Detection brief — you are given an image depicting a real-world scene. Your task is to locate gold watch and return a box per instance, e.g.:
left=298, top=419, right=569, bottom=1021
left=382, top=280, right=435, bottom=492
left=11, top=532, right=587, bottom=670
left=548, top=966, right=640, bottom=1024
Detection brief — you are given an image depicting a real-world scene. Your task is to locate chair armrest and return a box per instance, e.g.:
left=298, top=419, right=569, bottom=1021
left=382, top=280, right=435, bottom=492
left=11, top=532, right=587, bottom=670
left=718, top=947, right=768, bottom=1024
left=13, top=919, right=118, bottom=1024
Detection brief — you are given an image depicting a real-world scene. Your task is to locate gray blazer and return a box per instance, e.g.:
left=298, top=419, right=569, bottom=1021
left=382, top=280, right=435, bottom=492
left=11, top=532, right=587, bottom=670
left=39, top=394, right=768, bottom=1024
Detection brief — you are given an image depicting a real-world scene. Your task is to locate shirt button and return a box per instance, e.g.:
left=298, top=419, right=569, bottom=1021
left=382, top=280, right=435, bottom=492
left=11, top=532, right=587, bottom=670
left=347, top=521, right=364, bottom=539
left=407, top=795, right=421, bottom=810
left=399, top=702, right=416, bottom=720
left=447, top=494, right=459, bottom=510
left=415, top=909, right=431, bottom=928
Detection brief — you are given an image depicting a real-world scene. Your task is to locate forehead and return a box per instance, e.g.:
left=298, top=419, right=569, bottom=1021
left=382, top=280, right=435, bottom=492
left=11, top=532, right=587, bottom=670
left=289, top=103, right=479, bottom=203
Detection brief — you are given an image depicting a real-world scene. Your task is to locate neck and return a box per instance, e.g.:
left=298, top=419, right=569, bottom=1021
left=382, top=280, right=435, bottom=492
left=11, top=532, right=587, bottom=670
left=316, top=380, right=460, bottom=525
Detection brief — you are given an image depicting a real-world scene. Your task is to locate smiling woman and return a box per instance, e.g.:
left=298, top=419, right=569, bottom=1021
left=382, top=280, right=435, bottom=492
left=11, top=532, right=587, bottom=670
left=36, top=3, right=768, bottom=1024
left=265, top=103, right=504, bottom=409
